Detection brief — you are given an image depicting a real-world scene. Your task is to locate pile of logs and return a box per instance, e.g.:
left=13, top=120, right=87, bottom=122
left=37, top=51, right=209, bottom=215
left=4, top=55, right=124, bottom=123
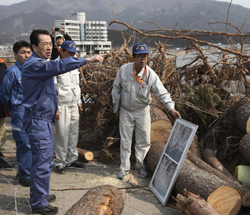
left=146, top=139, right=250, bottom=214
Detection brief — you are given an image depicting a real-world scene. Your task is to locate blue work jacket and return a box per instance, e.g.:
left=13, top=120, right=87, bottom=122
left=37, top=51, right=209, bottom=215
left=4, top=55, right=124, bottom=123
left=0, top=61, right=23, bottom=112
left=22, top=52, right=86, bottom=122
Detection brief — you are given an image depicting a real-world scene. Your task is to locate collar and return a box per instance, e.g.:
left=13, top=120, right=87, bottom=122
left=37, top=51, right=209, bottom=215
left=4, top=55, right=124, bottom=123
left=136, top=66, right=146, bottom=78
left=31, top=52, right=41, bottom=59
left=31, top=52, right=51, bottom=62
left=15, top=61, right=23, bottom=69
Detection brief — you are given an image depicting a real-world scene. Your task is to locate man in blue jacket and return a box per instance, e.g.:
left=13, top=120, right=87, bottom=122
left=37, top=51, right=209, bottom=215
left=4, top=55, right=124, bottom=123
left=0, top=40, right=32, bottom=186
left=22, top=29, right=105, bottom=215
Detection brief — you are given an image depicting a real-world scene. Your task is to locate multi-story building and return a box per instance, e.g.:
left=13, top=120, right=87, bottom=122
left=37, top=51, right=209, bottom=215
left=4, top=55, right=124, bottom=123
left=54, top=12, right=112, bottom=55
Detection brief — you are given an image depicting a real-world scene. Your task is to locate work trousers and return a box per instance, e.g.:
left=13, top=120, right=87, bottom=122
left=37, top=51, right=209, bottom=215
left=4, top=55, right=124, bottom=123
left=119, top=106, right=151, bottom=171
left=54, top=104, right=79, bottom=167
left=23, top=117, right=54, bottom=209
left=11, top=105, right=31, bottom=180
left=0, top=117, right=6, bottom=152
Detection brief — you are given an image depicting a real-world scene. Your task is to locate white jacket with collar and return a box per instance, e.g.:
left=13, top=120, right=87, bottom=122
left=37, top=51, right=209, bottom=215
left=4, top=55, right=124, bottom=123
left=54, top=56, right=81, bottom=106
left=112, top=62, right=175, bottom=112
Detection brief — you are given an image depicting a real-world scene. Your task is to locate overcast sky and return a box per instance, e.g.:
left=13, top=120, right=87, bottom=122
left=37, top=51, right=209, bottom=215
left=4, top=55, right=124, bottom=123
left=0, top=0, right=249, bottom=9
left=216, top=0, right=250, bottom=9
left=0, top=0, right=26, bottom=5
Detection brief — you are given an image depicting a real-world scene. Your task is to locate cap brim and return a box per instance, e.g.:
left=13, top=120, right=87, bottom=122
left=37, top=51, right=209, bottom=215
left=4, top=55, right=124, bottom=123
left=65, top=49, right=79, bottom=53
left=133, top=51, right=150, bottom=54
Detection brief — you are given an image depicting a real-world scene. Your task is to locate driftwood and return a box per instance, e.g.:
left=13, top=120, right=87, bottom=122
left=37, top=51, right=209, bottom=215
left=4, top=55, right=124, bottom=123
left=176, top=190, right=219, bottom=215
left=207, top=186, right=241, bottom=215
left=65, top=185, right=124, bottom=215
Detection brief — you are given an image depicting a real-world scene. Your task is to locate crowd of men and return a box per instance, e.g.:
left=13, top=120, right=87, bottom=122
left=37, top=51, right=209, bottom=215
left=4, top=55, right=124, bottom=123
left=0, top=27, right=180, bottom=215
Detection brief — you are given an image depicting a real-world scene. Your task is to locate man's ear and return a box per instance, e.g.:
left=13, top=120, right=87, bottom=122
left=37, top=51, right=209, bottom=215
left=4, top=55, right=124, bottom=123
left=14, top=52, right=17, bottom=60
left=32, top=44, right=37, bottom=52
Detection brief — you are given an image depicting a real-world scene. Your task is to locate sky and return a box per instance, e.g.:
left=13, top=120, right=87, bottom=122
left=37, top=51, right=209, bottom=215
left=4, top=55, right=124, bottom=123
left=0, top=0, right=26, bottom=5
left=216, top=0, right=250, bottom=9
left=0, top=0, right=249, bottom=9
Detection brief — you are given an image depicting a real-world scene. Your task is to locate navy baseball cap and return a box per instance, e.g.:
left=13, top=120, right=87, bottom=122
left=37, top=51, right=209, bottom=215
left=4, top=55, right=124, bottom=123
left=132, top=43, right=150, bottom=54
left=61, top=41, right=79, bottom=53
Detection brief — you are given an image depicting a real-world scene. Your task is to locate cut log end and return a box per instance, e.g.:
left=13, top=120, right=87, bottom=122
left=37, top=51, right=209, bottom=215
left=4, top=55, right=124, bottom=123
left=151, top=119, right=172, bottom=142
left=77, top=148, right=94, bottom=161
left=207, top=186, right=241, bottom=215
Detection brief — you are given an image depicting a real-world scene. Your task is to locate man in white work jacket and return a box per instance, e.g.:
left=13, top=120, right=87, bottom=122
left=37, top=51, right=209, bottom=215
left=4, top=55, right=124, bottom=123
left=53, top=41, right=85, bottom=174
left=112, top=42, right=181, bottom=180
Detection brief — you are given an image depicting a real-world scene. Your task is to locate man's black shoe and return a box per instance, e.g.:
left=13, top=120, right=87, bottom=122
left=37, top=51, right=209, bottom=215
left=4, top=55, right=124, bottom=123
left=0, top=157, right=15, bottom=168
left=19, top=178, right=31, bottom=187
left=32, top=204, right=58, bottom=215
left=68, top=160, right=85, bottom=169
left=54, top=165, right=65, bottom=174
left=46, top=194, right=56, bottom=203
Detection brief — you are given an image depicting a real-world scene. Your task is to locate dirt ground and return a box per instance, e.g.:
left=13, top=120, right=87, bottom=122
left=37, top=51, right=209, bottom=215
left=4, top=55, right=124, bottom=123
left=0, top=118, right=182, bottom=215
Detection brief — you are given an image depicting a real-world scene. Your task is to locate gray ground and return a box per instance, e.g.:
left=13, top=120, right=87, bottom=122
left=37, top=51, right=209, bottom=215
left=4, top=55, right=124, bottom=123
left=0, top=118, right=182, bottom=215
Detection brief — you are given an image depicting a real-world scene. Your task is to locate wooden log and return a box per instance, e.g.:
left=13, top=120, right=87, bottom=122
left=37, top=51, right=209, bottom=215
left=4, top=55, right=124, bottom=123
left=65, top=185, right=124, bottom=215
left=77, top=148, right=94, bottom=161
left=145, top=141, right=165, bottom=172
left=189, top=135, right=201, bottom=158
left=207, top=186, right=241, bottom=215
left=234, top=103, right=250, bottom=134
left=188, top=152, right=250, bottom=206
left=242, top=191, right=250, bottom=207
left=173, top=159, right=250, bottom=200
left=176, top=190, right=219, bottom=215
left=146, top=139, right=201, bottom=173
left=150, top=97, right=172, bottom=142
left=187, top=151, right=236, bottom=182
left=54, top=148, right=94, bottom=161
left=201, top=148, right=233, bottom=177
left=239, top=133, right=250, bottom=163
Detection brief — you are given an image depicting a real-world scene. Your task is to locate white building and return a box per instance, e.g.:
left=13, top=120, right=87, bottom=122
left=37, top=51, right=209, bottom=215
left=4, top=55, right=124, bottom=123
left=54, top=12, right=112, bottom=55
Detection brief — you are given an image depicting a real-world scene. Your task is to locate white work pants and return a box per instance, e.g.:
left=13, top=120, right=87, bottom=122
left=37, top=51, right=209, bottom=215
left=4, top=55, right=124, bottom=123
left=54, top=104, right=79, bottom=167
left=119, top=106, right=151, bottom=171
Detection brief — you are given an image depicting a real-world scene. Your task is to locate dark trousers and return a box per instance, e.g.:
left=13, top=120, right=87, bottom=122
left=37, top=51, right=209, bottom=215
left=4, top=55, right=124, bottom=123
left=11, top=105, right=31, bottom=180
left=23, top=117, right=54, bottom=209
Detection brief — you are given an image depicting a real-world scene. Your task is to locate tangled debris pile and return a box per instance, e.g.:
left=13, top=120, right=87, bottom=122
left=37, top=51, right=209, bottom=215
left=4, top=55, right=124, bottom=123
left=79, top=38, right=250, bottom=166
left=78, top=21, right=250, bottom=213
